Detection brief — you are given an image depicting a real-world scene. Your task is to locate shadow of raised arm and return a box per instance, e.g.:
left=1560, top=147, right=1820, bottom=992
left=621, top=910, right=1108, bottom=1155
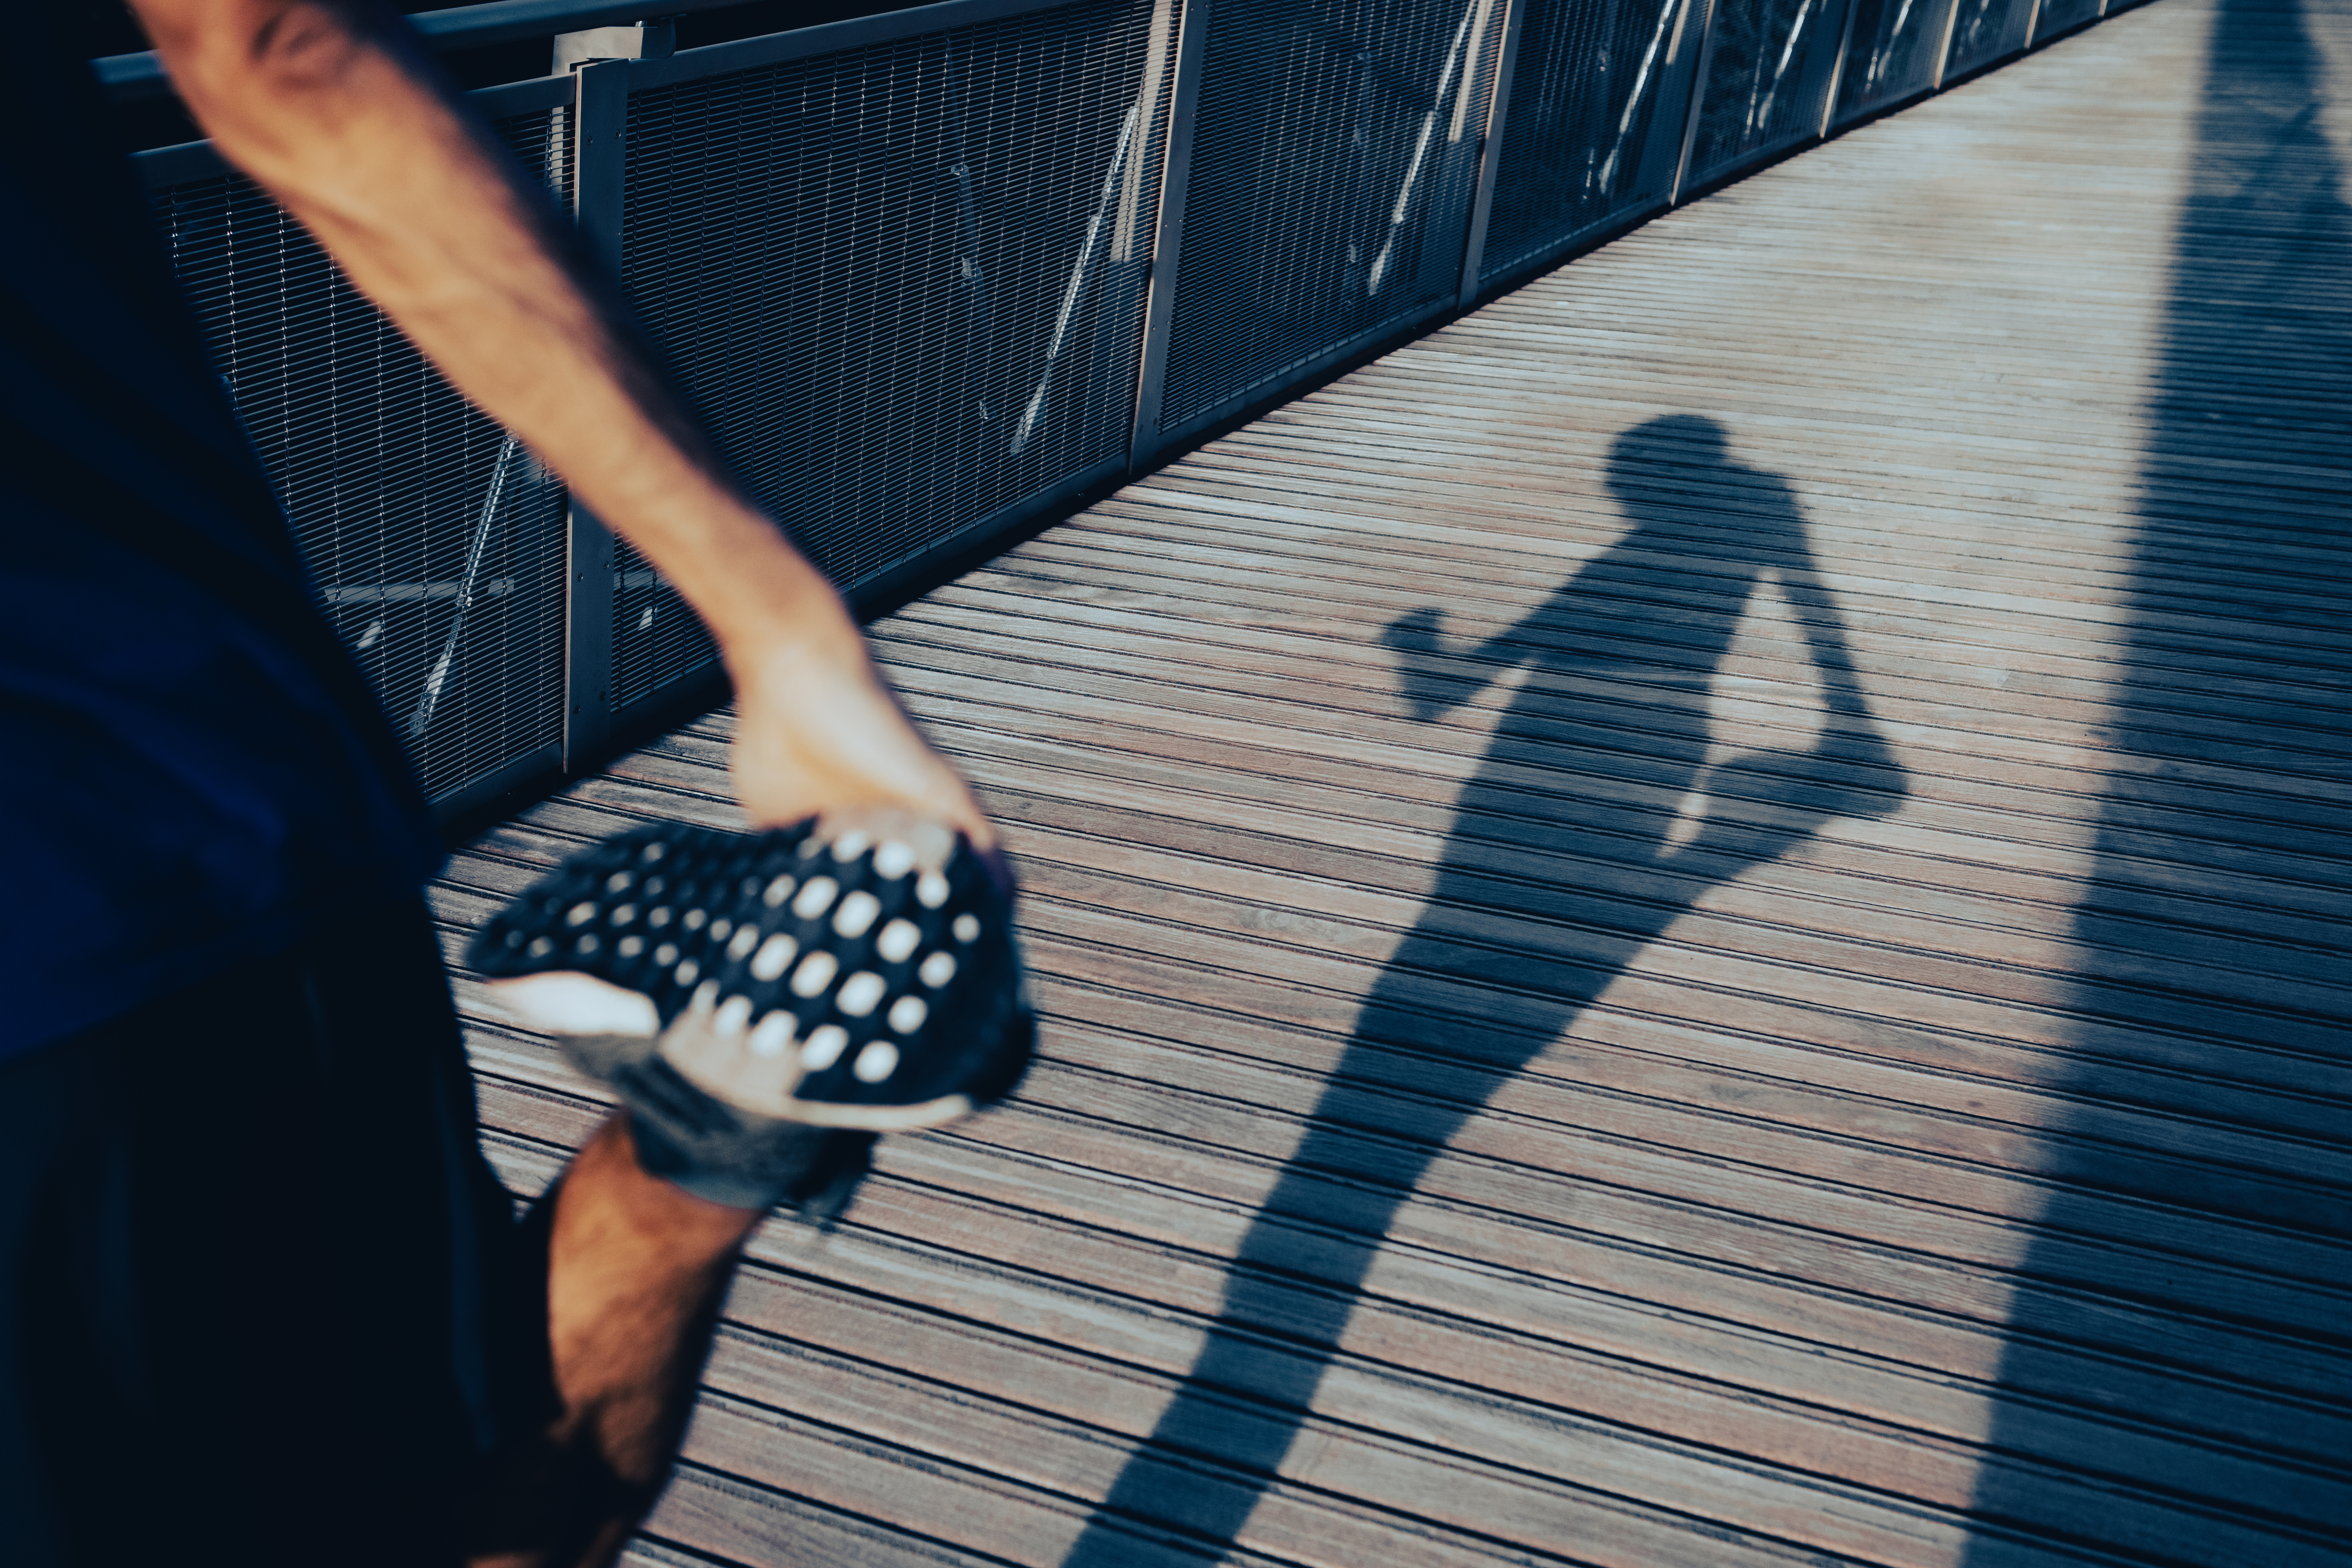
left=1779, top=552, right=1907, bottom=790
left=1381, top=606, right=1527, bottom=720
left=1664, top=558, right=1906, bottom=872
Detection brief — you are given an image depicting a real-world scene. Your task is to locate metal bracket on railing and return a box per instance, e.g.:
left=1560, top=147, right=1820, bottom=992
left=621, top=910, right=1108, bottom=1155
left=411, top=433, right=527, bottom=740
left=1012, top=101, right=1142, bottom=456
left=1667, top=0, right=1854, bottom=201
left=560, top=56, right=629, bottom=772
left=552, top=18, right=675, bottom=72
left=1784, top=0, right=1865, bottom=139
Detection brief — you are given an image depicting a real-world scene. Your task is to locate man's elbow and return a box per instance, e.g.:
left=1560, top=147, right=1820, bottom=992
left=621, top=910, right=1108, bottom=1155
left=129, top=0, right=378, bottom=114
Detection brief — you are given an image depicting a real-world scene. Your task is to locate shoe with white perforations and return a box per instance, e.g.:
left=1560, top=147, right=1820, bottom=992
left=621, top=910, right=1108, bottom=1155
left=470, top=813, right=1031, bottom=1133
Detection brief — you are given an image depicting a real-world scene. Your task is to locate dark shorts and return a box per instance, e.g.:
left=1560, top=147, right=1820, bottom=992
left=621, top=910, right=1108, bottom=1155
left=0, top=898, right=553, bottom=1567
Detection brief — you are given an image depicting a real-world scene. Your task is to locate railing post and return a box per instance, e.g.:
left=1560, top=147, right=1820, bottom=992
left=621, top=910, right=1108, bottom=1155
left=561, top=56, right=629, bottom=773
left=1929, top=0, right=1968, bottom=86
left=1667, top=0, right=1724, bottom=203
left=1455, top=0, right=1529, bottom=306
left=1819, top=0, right=1867, bottom=134
left=1127, top=0, right=1213, bottom=472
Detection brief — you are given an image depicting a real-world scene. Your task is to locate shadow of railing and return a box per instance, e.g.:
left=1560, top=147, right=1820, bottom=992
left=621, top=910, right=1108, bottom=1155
left=1060, top=413, right=1908, bottom=1564
left=1961, top=0, right=2352, bottom=1561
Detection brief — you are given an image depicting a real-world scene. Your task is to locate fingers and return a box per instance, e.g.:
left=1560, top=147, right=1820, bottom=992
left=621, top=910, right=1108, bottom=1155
left=1380, top=605, right=1445, bottom=652
left=732, top=726, right=994, bottom=852
left=727, top=643, right=997, bottom=851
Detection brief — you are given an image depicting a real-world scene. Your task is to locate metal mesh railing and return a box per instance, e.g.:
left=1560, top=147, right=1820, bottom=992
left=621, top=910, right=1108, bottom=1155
left=122, top=0, right=2133, bottom=808
left=1943, top=0, right=2039, bottom=76
left=1156, top=0, right=1502, bottom=435
left=611, top=0, right=1171, bottom=708
left=1479, top=0, right=1693, bottom=284
left=147, top=109, right=571, bottom=805
left=1683, top=0, right=1847, bottom=188
left=1834, top=0, right=1960, bottom=121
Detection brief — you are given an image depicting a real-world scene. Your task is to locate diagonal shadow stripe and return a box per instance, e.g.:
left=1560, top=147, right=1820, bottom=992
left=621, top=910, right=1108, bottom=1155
left=1960, top=0, right=2352, bottom=1562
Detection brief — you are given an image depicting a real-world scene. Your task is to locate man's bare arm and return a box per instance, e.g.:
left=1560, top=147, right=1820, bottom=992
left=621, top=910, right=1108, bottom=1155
left=125, top=0, right=989, bottom=845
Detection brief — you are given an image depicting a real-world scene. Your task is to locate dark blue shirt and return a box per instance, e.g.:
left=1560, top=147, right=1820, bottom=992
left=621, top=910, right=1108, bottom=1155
left=2, top=16, right=443, bottom=1057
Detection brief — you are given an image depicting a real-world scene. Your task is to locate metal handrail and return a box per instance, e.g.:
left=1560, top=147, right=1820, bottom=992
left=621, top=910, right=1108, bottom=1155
left=95, top=0, right=773, bottom=103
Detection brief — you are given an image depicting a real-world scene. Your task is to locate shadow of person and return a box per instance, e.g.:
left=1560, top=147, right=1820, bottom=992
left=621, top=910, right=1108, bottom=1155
left=1057, top=414, right=1906, bottom=1564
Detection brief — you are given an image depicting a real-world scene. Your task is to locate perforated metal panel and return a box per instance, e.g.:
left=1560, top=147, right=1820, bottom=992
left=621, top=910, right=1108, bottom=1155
left=1833, top=0, right=1959, bottom=122
left=2031, top=0, right=2103, bottom=37
left=1480, top=0, right=1695, bottom=285
left=1682, top=0, right=1845, bottom=189
left=147, top=111, right=570, bottom=805
left=1941, top=0, right=2036, bottom=76
left=612, top=0, right=1174, bottom=709
left=1157, top=0, right=1503, bottom=435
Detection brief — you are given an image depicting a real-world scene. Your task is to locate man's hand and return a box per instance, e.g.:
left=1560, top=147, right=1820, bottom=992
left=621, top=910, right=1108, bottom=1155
left=729, top=633, right=993, bottom=848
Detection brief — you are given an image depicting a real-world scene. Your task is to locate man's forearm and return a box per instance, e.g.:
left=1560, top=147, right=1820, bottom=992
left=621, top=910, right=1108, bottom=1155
left=126, top=0, right=847, bottom=670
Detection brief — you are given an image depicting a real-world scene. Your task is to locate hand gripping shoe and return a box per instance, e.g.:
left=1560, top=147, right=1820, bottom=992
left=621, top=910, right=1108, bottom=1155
left=469, top=813, right=1032, bottom=1213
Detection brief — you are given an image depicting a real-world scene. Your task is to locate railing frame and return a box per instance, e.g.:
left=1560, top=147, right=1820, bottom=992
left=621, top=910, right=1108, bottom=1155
left=115, top=0, right=2138, bottom=817
left=1126, top=0, right=1214, bottom=467
left=1819, top=0, right=1867, bottom=133
left=1452, top=0, right=1528, bottom=304
left=561, top=57, right=628, bottom=772
left=1667, top=0, right=1723, bottom=202
left=1129, top=0, right=1515, bottom=468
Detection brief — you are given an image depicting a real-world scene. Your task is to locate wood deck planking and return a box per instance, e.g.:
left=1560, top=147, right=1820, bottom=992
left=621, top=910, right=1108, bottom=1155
left=931, top=526, right=2352, bottom=771
left=433, top=1, right=2352, bottom=1561
left=454, top=788, right=2348, bottom=1153
left=443, top=814, right=2348, bottom=1304
left=1106, top=459, right=2352, bottom=661
left=466, top=1032, right=2352, bottom=1504
left=963, top=514, right=2352, bottom=750
left=873, top=593, right=2352, bottom=863
left=631, top=701, right=2327, bottom=982
left=462, top=1058, right=2352, bottom=1568
left=555, top=747, right=2352, bottom=1128
left=630, top=1091, right=2333, bottom=1568
left=846, top=668, right=2346, bottom=943
left=442, top=747, right=2333, bottom=1175
left=863, top=638, right=2350, bottom=947
left=444, top=860, right=2352, bottom=1288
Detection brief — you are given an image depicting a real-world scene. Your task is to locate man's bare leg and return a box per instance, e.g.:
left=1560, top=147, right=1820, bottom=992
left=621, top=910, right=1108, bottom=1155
left=471, top=1118, right=760, bottom=1568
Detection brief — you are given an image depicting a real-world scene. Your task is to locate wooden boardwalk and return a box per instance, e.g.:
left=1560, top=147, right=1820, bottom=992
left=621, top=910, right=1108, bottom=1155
left=434, top=0, right=2352, bottom=1561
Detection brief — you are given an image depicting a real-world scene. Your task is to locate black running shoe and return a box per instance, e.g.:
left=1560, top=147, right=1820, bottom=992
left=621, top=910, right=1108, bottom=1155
left=470, top=815, right=1031, bottom=1132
